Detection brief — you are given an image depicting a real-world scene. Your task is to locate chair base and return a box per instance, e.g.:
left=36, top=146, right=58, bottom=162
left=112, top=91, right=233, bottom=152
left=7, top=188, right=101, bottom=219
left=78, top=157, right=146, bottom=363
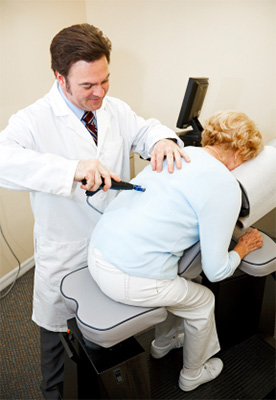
left=60, top=318, right=151, bottom=399
left=202, top=270, right=273, bottom=350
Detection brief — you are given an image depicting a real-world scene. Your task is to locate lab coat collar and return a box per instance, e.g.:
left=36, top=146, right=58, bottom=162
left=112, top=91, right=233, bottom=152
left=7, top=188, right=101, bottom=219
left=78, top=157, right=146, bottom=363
left=96, top=99, right=111, bottom=149
left=47, top=81, right=71, bottom=117
left=47, top=81, right=111, bottom=150
left=47, top=80, right=109, bottom=116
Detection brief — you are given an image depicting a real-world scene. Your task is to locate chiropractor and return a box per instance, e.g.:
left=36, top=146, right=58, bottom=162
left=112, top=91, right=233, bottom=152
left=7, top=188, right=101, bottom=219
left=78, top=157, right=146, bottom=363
left=0, top=23, right=189, bottom=399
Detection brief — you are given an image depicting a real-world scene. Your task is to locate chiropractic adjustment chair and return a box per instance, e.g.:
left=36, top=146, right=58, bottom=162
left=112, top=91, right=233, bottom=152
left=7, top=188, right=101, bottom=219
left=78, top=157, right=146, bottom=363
left=60, top=145, right=276, bottom=400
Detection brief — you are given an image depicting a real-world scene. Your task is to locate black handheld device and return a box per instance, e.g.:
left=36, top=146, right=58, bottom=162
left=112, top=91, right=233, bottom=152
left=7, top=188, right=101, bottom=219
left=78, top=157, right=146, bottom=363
left=82, top=178, right=146, bottom=197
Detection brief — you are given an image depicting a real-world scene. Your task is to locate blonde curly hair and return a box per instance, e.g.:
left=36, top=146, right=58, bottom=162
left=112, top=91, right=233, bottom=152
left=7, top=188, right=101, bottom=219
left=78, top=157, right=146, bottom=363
left=201, top=111, right=264, bottom=161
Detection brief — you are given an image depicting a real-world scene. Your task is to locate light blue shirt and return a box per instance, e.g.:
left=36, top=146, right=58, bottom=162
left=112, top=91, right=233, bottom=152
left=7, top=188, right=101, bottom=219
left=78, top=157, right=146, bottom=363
left=57, top=83, right=97, bottom=129
left=91, top=147, right=242, bottom=282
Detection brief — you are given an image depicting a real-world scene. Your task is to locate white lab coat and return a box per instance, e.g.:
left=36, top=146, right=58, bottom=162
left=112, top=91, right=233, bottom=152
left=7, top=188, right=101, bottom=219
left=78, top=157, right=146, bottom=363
left=0, top=81, right=182, bottom=331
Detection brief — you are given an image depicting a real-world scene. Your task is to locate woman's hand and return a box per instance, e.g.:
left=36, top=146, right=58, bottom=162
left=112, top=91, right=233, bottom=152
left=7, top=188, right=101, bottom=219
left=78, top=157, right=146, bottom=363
left=151, top=139, right=191, bottom=173
left=233, top=229, right=263, bottom=259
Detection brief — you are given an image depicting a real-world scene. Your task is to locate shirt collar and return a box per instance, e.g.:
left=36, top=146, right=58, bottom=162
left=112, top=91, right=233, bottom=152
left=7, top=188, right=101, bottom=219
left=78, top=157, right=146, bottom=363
left=57, top=82, right=85, bottom=120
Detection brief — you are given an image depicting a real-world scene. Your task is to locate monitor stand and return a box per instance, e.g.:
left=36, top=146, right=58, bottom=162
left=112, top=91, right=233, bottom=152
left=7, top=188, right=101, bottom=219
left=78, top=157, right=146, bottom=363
left=178, top=117, right=203, bottom=146
left=179, top=130, right=202, bottom=146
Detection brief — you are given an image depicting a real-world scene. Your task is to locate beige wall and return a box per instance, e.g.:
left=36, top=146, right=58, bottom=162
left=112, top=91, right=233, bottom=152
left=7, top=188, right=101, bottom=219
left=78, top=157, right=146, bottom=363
left=86, top=0, right=275, bottom=144
left=0, top=0, right=87, bottom=279
left=1, top=0, right=275, bottom=279
left=86, top=0, right=275, bottom=236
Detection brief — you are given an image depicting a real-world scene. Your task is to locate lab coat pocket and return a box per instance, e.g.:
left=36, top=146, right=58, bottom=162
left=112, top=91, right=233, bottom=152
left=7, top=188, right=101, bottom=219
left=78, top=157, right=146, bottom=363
left=35, top=238, right=89, bottom=287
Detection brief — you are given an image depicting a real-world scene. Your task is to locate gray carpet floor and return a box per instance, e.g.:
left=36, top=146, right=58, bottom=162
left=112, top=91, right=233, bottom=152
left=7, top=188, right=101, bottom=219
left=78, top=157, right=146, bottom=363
left=0, top=268, right=43, bottom=400
left=1, top=268, right=275, bottom=400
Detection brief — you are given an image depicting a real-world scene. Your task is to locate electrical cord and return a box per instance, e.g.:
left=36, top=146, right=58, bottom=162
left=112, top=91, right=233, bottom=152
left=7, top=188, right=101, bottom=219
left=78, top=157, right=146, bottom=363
left=0, top=223, right=21, bottom=299
left=86, top=196, right=103, bottom=215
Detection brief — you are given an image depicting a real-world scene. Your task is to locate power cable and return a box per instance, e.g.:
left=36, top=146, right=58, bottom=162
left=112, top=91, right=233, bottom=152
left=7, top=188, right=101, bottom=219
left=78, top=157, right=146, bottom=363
left=0, top=223, right=21, bottom=299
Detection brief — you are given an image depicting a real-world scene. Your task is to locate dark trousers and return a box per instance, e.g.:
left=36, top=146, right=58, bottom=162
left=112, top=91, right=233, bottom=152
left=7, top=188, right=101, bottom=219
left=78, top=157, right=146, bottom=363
left=40, top=327, right=65, bottom=400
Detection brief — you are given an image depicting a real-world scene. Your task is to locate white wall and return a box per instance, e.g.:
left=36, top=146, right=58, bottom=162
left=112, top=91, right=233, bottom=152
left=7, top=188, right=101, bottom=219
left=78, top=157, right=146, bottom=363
left=86, top=0, right=276, bottom=143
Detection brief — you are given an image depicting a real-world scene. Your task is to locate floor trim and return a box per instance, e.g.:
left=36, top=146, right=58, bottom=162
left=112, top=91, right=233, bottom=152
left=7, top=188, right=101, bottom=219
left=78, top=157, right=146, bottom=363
left=0, top=256, right=34, bottom=291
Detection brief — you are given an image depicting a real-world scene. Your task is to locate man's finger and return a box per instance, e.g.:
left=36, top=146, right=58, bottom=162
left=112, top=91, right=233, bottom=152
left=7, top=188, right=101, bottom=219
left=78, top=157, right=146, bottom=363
left=179, top=149, right=191, bottom=163
left=150, top=151, right=157, bottom=171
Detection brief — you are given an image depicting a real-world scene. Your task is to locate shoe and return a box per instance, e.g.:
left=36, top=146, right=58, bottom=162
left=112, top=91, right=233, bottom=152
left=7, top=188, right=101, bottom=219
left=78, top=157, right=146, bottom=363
left=150, top=333, right=184, bottom=359
left=178, top=358, right=223, bottom=392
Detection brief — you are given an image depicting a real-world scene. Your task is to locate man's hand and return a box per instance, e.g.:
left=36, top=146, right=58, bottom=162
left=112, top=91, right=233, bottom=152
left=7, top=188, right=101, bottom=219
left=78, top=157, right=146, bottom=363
left=74, top=159, right=120, bottom=192
left=151, top=139, right=191, bottom=173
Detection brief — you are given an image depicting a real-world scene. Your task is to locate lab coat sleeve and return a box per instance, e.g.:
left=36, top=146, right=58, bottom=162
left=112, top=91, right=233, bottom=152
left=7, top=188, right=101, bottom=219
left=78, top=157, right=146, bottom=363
left=130, top=117, right=183, bottom=159
left=197, top=180, right=242, bottom=282
left=114, top=99, right=183, bottom=159
left=0, top=113, right=78, bottom=197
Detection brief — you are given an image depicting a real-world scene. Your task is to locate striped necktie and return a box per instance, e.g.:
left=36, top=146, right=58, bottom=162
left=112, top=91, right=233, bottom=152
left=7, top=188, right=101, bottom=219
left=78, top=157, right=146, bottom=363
left=82, top=111, right=98, bottom=145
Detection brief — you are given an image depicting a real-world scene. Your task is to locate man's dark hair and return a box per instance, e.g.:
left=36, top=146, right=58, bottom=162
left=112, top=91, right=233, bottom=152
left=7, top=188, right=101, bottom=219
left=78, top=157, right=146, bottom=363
left=50, top=23, right=112, bottom=78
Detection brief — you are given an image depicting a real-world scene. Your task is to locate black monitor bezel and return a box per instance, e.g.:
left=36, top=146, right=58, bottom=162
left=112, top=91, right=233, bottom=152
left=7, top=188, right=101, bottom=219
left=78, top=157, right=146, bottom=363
left=176, top=77, right=209, bottom=131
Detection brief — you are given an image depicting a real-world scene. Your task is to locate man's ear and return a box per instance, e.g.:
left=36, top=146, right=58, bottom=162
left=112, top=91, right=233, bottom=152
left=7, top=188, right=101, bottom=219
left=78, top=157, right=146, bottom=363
left=55, top=71, right=65, bottom=86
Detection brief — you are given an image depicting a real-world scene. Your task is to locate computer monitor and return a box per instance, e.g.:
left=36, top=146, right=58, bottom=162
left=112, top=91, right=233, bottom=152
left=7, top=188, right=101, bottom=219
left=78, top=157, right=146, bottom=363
left=176, top=77, right=209, bottom=146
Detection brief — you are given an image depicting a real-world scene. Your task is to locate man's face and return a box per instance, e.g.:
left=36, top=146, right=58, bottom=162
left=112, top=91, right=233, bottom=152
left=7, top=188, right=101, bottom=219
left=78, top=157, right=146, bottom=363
left=56, top=56, right=110, bottom=111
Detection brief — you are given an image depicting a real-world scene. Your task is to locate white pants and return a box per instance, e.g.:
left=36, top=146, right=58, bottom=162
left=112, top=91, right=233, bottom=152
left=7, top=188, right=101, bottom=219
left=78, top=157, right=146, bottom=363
left=89, top=248, right=220, bottom=369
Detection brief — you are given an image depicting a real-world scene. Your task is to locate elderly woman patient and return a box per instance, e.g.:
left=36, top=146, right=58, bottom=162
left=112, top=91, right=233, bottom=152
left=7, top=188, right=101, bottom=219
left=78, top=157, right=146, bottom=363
left=88, top=111, right=264, bottom=392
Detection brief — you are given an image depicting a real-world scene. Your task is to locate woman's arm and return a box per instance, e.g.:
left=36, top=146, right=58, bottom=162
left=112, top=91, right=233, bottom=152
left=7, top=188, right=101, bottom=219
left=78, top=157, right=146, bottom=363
left=198, top=181, right=263, bottom=282
left=197, top=179, right=242, bottom=282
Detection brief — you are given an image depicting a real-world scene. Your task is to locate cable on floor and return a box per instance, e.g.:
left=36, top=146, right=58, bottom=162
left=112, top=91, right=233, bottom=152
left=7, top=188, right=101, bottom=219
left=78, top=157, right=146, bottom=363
left=0, top=223, right=21, bottom=299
